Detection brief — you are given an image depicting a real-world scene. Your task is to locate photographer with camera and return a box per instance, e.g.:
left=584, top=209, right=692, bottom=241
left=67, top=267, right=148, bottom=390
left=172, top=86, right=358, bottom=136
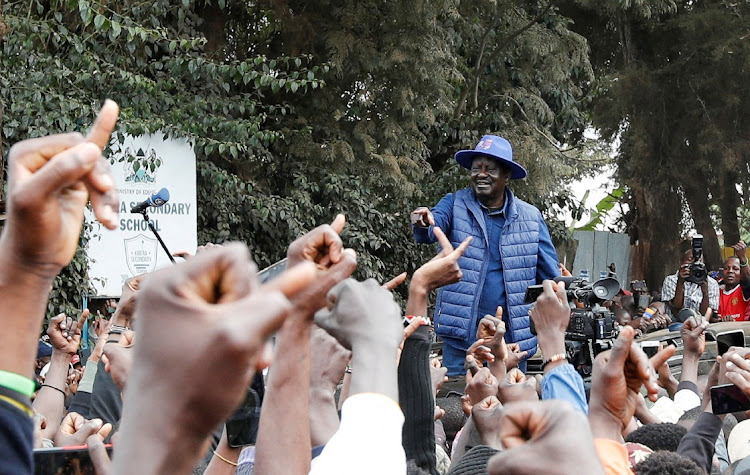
left=662, top=238, right=719, bottom=319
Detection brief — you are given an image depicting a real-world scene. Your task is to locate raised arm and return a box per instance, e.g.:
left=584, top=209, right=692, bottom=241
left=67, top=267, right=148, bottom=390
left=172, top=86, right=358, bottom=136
left=0, top=101, right=119, bottom=385
left=255, top=217, right=357, bottom=475
left=113, top=246, right=318, bottom=474
left=732, top=241, right=750, bottom=282
left=310, top=279, right=406, bottom=474
left=529, top=281, right=587, bottom=414
left=34, top=312, right=86, bottom=439
left=406, top=226, right=471, bottom=317
left=679, top=312, right=709, bottom=392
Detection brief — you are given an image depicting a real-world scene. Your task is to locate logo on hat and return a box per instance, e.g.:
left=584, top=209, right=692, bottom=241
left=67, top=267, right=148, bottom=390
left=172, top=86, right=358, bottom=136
left=477, top=139, right=493, bottom=150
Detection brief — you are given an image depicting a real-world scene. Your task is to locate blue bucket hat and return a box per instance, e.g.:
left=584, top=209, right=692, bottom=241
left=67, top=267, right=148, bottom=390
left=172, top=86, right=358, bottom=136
left=454, top=135, right=528, bottom=179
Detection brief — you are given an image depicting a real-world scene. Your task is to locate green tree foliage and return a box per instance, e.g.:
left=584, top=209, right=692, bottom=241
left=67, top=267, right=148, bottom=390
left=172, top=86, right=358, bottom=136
left=2, top=0, right=320, bottom=315
left=3, top=0, right=600, bottom=316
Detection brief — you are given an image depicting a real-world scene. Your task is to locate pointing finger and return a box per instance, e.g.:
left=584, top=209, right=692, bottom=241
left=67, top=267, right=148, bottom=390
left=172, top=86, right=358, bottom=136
left=330, top=214, right=346, bottom=234
left=433, top=227, right=454, bottom=253
left=451, top=236, right=472, bottom=258
left=85, top=100, right=119, bottom=149
left=382, top=272, right=407, bottom=290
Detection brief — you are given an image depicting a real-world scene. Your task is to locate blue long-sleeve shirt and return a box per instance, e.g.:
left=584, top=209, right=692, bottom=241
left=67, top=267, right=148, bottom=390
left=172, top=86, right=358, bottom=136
left=541, top=363, right=588, bottom=414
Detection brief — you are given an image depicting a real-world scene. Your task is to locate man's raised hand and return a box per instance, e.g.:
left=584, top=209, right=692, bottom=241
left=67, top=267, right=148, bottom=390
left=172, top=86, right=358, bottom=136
left=287, top=214, right=346, bottom=269
left=471, top=396, right=504, bottom=449
left=529, top=280, right=569, bottom=337
left=411, top=227, right=471, bottom=292
left=488, top=401, right=604, bottom=475
left=285, top=215, right=358, bottom=317
left=54, top=412, right=112, bottom=448
left=529, top=280, right=569, bottom=370
left=464, top=367, right=499, bottom=406
left=410, top=206, right=435, bottom=228
left=1, top=101, right=119, bottom=273
left=117, top=244, right=317, bottom=447
left=497, top=368, right=539, bottom=404
left=477, top=308, right=510, bottom=363
left=732, top=240, right=747, bottom=262
left=47, top=311, right=87, bottom=356
left=314, top=279, right=402, bottom=351
left=588, top=326, right=668, bottom=441
left=681, top=313, right=709, bottom=356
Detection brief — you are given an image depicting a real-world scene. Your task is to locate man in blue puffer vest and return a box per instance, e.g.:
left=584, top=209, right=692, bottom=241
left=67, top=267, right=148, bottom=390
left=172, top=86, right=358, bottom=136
left=411, top=135, right=560, bottom=375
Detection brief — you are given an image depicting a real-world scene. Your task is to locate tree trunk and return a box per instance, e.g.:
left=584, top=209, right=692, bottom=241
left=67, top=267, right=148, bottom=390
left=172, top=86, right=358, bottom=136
left=683, top=175, right=722, bottom=270
left=718, top=166, right=741, bottom=246
left=618, top=12, right=636, bottom=67
left=629, top=185, right=683, bottom=292
left=196, top=4, right=226, bottom=59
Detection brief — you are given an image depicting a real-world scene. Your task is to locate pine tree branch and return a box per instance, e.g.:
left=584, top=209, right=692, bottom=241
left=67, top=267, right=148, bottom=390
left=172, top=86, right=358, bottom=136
left=468, top=0, right=555, bottom=114
left=483, top=93, right=610, bottom=163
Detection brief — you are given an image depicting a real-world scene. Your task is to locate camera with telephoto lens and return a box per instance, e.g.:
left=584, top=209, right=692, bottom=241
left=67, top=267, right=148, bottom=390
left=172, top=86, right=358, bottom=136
left=525, top=276, right=620, bottom=376
left=686, top=235, right=707, bottom=285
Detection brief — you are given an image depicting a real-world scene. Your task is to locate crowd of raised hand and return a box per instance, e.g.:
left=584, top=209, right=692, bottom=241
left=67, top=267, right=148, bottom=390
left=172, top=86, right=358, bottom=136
left=4, top=101, right=750, bottom=475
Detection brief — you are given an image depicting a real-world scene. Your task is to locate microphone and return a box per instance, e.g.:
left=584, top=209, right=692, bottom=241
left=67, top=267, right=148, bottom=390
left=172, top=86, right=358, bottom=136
left=130, top=188, right=170, bottom=214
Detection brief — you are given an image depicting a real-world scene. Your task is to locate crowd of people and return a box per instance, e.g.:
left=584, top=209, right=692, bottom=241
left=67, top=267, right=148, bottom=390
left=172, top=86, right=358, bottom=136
left=2, top=101, right=750, bottom=475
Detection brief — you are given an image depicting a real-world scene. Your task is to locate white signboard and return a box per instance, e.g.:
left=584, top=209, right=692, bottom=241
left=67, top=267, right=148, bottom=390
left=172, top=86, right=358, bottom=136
left=87, top=132, right=197, bottom=296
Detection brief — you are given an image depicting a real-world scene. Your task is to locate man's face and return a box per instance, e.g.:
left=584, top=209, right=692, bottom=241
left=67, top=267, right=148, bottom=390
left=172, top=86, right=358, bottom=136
left=723, top=257, right=741, bottom=286
left=681, top=249, right=702, bottom=266
left=470, top=156, right=510, bottom=205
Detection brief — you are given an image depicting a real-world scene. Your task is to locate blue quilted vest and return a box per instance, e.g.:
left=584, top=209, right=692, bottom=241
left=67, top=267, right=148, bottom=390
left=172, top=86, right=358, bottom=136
left=433, top=188, right=545, bottom=355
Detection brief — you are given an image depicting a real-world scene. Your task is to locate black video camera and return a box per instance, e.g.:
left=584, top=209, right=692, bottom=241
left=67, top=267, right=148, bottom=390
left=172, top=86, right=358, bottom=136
left=686, top=235, right=707, bottom=285
left=525, top=276, right=620, bottom=341
left=525, top=276, right=620, bottom=376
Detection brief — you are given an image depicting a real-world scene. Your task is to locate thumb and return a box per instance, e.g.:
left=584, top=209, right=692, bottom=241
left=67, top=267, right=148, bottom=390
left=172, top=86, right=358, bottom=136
left=74, top=418, right=104, bottom=441
left=260, top=261, right=318, bottom=300
left=650, top=345, right=676, bottom=371
left=451, top=236, right=472, bottom=258
left=555, top=281, right=566, bottom=303
left=97, top=422, right=113, bottom=440
left=223, top=291, right=293, bottom=349
left=608, top=325, right=635, bottom=371
left=330, top=214, right=346, bottom=234
left=85, top=100, right=119, bottom=149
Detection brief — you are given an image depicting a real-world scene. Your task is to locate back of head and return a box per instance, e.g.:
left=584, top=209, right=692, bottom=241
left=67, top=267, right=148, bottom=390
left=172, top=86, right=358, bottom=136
left=625, top=423, right=687, bottom=452
left=615, top=308, right=632, bottom=326
left=724, top=413, right=739, bottom=442
left=633, top=451, right=703, bottom=475
left=437, top=396, right=467, bottom=444
left=621, top=295, right=636, bottom=314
